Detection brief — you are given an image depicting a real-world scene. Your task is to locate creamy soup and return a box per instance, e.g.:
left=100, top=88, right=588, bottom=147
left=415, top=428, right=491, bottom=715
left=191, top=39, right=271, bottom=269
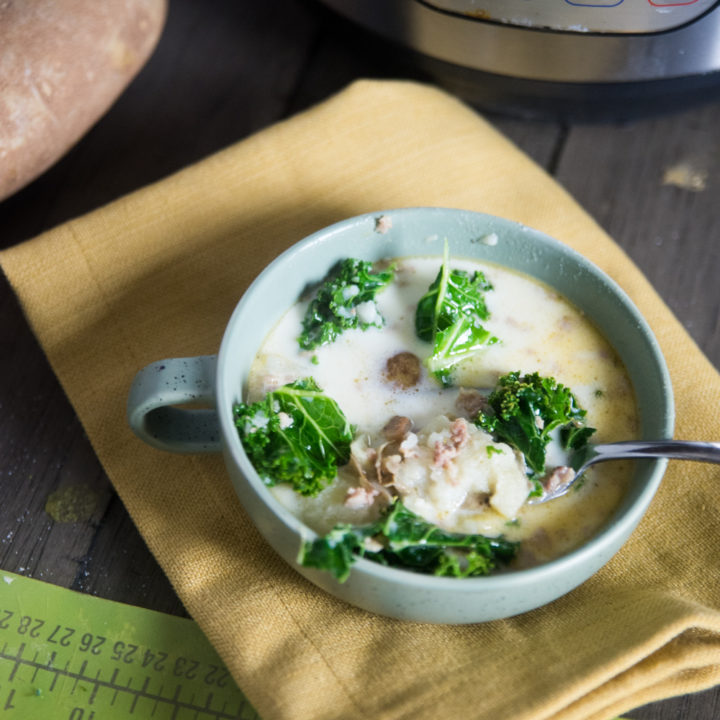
left=246, top=256, right=638, bottom=567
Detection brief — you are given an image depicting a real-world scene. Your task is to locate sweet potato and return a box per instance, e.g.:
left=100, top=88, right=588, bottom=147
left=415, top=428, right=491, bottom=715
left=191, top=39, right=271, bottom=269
left=0, top=0, right=167, bottom=201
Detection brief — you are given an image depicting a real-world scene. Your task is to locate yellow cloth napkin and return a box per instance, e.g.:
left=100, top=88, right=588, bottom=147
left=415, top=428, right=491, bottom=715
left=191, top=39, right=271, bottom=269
left=2, top=80, right=719, bottom=720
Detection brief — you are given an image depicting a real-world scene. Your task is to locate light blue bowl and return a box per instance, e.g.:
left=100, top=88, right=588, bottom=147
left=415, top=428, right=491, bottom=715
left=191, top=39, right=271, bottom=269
left=130, top=208, right=674, bottom=623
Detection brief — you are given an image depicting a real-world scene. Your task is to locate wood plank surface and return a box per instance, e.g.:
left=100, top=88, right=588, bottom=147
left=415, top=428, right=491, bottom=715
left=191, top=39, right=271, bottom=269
left=555, top=107, right=720, bottom=369
left=0, top=1, right=718, bottom=717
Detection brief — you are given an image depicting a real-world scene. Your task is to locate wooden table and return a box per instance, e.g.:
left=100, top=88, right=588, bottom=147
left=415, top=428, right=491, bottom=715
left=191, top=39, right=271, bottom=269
left=1, top=2, right=718, bottom=717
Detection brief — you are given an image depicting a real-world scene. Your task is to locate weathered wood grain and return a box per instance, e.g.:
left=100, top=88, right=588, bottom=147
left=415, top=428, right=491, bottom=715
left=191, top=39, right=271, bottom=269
left=73, top=493, right=189, bottom=617
left=555, top=105, right=720, bottom=369
left=0, top=275, right=114, bottom=585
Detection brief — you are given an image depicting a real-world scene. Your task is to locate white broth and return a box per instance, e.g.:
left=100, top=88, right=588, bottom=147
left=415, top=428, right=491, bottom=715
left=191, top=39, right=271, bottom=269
left=246, top=256, right=638, bottom=568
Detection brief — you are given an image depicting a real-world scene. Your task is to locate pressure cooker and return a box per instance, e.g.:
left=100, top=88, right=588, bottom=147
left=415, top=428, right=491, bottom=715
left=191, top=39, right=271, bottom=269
left=318, top=0, right=720, bottom=116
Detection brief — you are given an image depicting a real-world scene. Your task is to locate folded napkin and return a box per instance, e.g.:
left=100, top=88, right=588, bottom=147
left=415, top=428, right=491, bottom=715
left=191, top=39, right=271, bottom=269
left=2, top=80, right=719, bottom=720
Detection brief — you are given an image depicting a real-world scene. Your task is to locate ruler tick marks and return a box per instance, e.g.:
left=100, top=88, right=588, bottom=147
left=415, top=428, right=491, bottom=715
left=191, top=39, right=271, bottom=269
left=0, top=572, right=259, bottom=719
left=8, top=642, right=24, bottom=681
left=89, top=667, right=101, bottom=704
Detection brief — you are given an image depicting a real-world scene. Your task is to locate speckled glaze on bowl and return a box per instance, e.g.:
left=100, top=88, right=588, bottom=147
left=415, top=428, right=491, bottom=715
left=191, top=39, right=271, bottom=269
left=135, top=208, right=675, bottom=623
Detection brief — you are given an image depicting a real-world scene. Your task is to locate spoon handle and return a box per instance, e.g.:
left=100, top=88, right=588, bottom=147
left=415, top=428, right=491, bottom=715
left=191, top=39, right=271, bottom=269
left=587, top=440, right=720, bottom=465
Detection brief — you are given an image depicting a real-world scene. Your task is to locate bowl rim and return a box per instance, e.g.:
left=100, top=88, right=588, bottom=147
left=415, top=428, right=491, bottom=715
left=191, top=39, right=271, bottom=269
left=216, top=206, right=674, bottom=588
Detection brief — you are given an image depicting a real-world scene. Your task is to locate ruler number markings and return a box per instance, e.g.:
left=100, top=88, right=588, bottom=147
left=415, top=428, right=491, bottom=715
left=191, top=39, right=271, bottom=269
left=0, top=574, right=259, bottom=719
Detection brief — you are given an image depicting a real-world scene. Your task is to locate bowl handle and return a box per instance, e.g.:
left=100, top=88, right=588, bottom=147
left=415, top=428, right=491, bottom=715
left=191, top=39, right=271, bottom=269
left=126, top=356, right=221, bottom=453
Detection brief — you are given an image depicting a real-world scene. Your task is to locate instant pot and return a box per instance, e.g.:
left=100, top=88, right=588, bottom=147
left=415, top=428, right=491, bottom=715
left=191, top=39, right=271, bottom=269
left=318, top=0, right=720, bottom=117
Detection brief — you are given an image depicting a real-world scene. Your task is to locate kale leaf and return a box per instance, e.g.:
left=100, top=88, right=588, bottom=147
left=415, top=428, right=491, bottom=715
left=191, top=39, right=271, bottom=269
left=426, top=316, right=497, bottom=386
left=299, top=258, right=395, bottom=351
left=233, top=378, right=355, bottom=496
left=476, top=371, right=596, bottom=490
left=415, top=243, right=497, bottom=386
left=299, top=499, right=518, bottom=582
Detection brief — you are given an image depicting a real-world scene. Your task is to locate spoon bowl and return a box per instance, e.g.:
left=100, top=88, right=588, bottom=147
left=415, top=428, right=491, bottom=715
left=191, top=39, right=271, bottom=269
left=532, top=440, right=720, bottom=503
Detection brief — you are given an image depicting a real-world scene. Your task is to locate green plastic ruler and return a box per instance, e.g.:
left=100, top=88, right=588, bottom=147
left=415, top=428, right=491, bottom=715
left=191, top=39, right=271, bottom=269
left=0, top=571, right=261, bottom=720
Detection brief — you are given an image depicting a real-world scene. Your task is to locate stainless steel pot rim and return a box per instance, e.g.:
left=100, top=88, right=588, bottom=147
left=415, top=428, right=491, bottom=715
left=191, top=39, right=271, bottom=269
left=319, top=0, right=720, bottom=83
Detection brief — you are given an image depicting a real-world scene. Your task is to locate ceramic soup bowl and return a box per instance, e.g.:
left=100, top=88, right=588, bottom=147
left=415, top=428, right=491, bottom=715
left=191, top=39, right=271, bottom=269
left=127, top=207, right=673, bottom=624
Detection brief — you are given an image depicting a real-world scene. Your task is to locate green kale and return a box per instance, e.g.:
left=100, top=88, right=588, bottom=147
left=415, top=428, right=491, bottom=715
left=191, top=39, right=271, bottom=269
left=415, top=243, right=497, bottom=386
left=426, top=316, right=497, bottom=386
left=298, top=258, right=395, bottom=350
left=299, top=499, right=518, bottom=582
left=476, top=371, right=596, bottom=491
left=233, top=378, right=354, bottom=496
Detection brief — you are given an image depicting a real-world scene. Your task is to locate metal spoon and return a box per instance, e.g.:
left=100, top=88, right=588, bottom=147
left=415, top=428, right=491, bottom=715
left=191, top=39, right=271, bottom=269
left=529, top=440, right=720, bottom=504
